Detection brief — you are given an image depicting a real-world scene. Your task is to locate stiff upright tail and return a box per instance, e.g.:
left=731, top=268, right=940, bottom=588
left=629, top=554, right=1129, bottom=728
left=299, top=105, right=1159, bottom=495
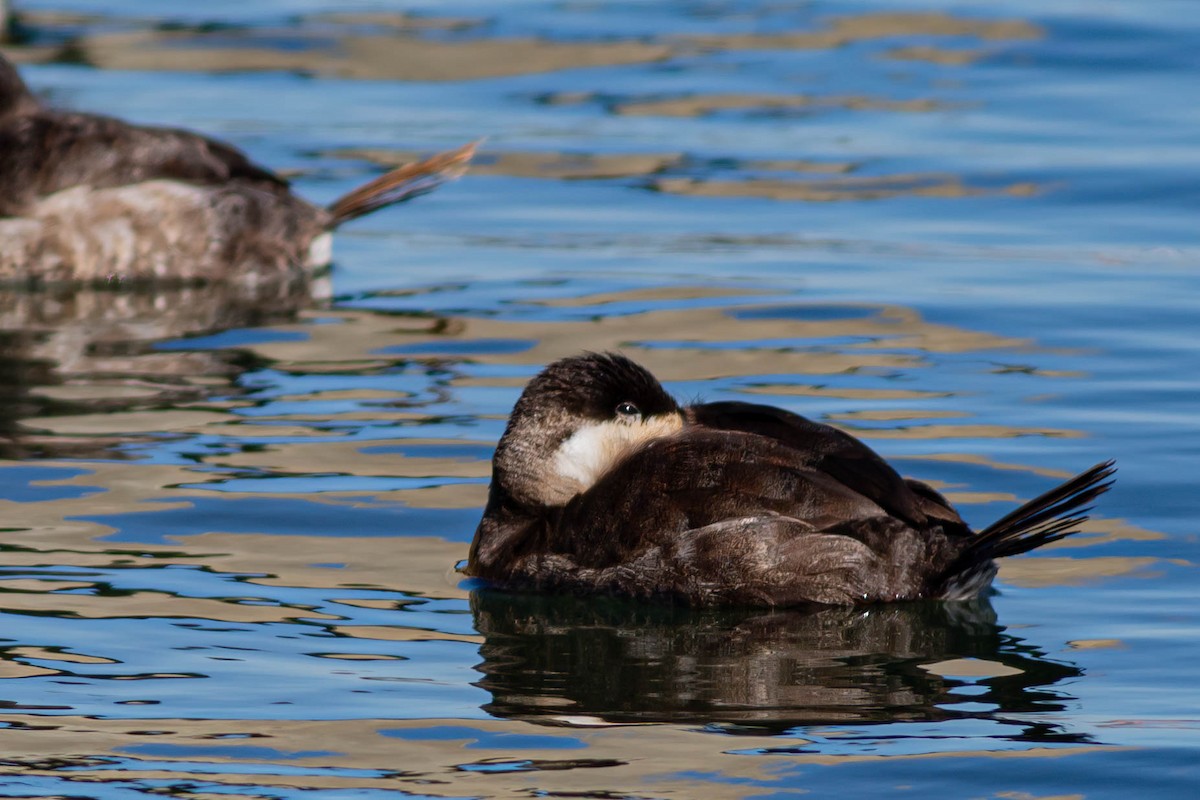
left=325, top=140, right=478, bottom=229
left=973, top=460, right=1116, bottom=558
left=936, top=460, right=1116, bottom=597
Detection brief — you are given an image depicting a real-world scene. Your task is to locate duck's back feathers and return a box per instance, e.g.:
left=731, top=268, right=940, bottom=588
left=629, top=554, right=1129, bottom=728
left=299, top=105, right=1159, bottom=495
left=0, top=108, right=288, bottom=217
left=688, top=401, right=966, bottom=530
left=557, top=428, right=884, bottom=556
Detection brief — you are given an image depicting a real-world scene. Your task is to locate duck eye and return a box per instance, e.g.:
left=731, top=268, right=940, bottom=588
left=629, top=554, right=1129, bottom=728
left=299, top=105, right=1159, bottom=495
left=615, top=401, right=640, bottom=418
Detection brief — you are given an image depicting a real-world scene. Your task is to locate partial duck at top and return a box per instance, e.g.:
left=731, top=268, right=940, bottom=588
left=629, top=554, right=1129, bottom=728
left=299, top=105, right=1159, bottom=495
left=0, top=53, right=475, bottom=286
left=466, top=352, right=1116, bottom=607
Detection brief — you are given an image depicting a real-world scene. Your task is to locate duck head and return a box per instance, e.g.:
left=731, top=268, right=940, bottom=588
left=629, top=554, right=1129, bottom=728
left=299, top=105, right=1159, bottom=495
left=491, top=352, right=683, bottom=508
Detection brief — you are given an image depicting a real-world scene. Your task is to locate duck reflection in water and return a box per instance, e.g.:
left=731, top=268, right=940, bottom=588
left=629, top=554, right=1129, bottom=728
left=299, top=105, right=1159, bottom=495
left=471, top=590, right=1084, bottom=738
left=0, top=281, right=328, bottom=458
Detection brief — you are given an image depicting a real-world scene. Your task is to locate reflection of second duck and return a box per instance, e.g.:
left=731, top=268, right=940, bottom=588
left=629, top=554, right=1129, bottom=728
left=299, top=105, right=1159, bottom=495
left=0, top=279, right=333, bottom=459
left=0, top=53, right=475, bottom=285
left=472, top=591, right=1082, bottom=731
left=467, top=353, right=1115, bottom=606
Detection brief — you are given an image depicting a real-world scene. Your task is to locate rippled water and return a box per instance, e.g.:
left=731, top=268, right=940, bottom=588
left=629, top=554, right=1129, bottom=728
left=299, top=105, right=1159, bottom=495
left=1, top=1, right=1198, bottom=797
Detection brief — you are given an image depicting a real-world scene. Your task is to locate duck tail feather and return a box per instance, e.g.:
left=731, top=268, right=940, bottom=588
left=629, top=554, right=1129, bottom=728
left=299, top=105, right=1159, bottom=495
left=325, top=140, right=478, bottom=229
left=935, top=460, right=1115, bottom=599
left=974, top=460, right=1116, bottom=559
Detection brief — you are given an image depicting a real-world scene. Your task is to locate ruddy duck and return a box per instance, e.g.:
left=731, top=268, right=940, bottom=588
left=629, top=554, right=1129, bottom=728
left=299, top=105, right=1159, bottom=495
left=0, top=54, right=475, bottom=285
left=466, top=352, right=1116, bottom=606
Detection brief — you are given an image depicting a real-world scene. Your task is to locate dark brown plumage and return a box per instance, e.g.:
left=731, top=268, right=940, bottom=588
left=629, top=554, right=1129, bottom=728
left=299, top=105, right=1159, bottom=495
left=465, top=352, right=1116, bottom=607
left=0, top=54, right=475, bottom=285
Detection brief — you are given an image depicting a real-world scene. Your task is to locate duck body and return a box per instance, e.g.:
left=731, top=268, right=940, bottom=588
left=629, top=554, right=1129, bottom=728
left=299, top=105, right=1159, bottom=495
left=0, top=54, right=474, bottom=285
left=466, top=353, right=1115, bottom=607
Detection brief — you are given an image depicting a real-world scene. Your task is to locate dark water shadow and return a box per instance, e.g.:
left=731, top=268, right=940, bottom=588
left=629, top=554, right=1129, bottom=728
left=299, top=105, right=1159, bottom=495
left=472, top=591, right=1085, bottom=740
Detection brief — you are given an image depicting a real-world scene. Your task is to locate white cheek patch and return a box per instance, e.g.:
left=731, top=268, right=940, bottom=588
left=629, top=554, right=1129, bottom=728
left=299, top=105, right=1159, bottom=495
left=550, top=413, right=683, bottom=501
left=553, top=422, right=627, bottom=490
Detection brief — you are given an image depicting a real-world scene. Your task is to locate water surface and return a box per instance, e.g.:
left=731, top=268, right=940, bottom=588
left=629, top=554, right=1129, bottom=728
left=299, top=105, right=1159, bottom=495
left=1, top=1, right=1197, bottom=798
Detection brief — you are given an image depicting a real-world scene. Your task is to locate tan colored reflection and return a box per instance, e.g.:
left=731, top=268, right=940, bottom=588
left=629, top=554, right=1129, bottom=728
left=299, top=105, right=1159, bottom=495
left=0, top=579, right=91, bottom=592
left=1068, top=639, right=1125, bottom=650
left=837, top=423, right=1082, bottom=440
left=909, top=452, right=1081, bottom=479
left=244, top=300, right=1028, bottom=384
left=337, top=148, right=686, bottom=181
left=340, top=143, right=1046, bottom=209
left=831, top=408, right=969, bottom=421
left=210, top=439, right=491, bottom=480
left=332, top=625, right=482, bottom=645
left=0, top=659, right=58, bottom=678
left=615, top=93, right=946, bottom=117
left=0, top=587, right=339, bottom=623
left=8, top=646, right=115, bottom=664
left=33, top=408, right=239, bottom=436
left=71, top=29, right=673, bottom=81
left=742, top=383, right=952, bottom=400
left=4, top=9, right=1039, bottom=82
left=304, top=11, right=482, bottom=32
left=536, top=285, right=765, bottom=307
left=677, top=12, right=1040, bottom=50
left=0, top=452, right=474, bottom=601
left=191, top=532, right=471, bottom=599
left=919, top=658, right=1023, bottom=678
left=999, top=556, right=1161, bottom=588
left=333, top=147, right=1038, bottom=202
left=654, top=174, right=1039, bottom=202
left=0, top=712, right=1118, bottom=800
left=886, top=45, right=985, bottom=65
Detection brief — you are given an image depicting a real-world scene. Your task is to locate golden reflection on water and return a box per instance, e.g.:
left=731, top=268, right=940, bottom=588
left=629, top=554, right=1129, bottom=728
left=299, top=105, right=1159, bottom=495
left=1, top=4, right=1049, bottom=238
left=653, top=174, right=1040, bottom=202
left=333, top=146, right=1040, bottom=203
left=5, top=10, right=1040, bottom=81
left=0, top=712, right=1117, bottom=800
left=230, top=294, right=1030, bottom=379
left=612, top=93, right=949, bottom=117
left=339, top=148, right=692, bottom=181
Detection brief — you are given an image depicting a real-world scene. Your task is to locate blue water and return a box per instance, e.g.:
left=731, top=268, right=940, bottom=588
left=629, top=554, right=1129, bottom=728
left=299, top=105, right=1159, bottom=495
left=1, top=0, right=1198, bottom=797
